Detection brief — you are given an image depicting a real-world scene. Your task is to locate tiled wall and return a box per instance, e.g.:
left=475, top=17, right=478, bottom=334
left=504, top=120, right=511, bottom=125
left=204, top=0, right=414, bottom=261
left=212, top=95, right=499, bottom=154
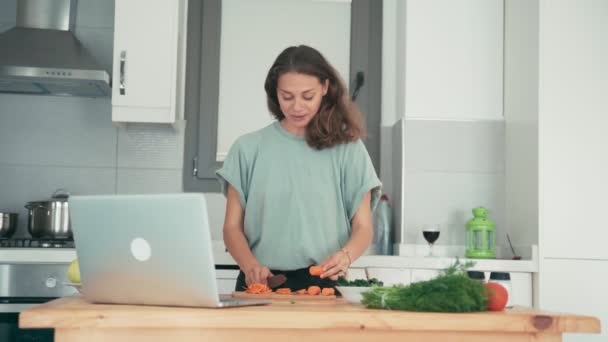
left=402, top=119, right=505, bottom=248
left=0, top=0, right=189, bottom=237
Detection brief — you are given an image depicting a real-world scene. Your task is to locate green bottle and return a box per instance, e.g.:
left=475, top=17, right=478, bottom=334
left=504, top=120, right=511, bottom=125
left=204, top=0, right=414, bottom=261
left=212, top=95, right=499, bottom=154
left=465, top=207, right=496, bottom=259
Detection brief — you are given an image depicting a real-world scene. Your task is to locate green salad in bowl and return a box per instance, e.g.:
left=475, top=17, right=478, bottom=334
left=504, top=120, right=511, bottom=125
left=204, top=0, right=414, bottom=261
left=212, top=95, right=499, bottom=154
left=336, top=277, right=384, bottom=303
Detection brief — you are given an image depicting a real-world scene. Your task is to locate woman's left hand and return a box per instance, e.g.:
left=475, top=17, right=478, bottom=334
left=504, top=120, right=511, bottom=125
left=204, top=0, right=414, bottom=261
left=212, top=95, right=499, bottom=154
left=319, top=250, right=350, bottom=280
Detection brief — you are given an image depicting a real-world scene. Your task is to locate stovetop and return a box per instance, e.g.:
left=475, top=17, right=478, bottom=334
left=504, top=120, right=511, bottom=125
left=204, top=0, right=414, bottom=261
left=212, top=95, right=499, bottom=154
left=0, top=238, right=75, bottom=249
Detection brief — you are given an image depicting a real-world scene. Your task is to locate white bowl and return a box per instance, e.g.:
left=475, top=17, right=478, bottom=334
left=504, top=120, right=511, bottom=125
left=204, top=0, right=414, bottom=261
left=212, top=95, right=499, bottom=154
left=335, top=286, right=372, bottom=304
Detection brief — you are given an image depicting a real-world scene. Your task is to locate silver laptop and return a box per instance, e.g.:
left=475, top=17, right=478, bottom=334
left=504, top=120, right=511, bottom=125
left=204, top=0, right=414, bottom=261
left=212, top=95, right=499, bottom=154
left=69, top=193, right=270, bottom=308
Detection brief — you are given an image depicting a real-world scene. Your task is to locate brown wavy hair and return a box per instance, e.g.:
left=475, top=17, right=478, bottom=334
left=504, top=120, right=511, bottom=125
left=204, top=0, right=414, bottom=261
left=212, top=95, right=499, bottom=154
left=264, top=45, right=365, bottom=150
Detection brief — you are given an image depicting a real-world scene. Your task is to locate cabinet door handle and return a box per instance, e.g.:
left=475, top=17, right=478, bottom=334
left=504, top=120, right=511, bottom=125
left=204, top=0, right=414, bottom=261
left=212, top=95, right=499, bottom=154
left=119, top=51, right=126, bottom=95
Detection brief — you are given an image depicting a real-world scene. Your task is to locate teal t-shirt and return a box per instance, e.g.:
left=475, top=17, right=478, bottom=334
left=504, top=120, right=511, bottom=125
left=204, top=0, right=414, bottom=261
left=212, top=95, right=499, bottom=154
left=216, top=121, right=382, bottom=270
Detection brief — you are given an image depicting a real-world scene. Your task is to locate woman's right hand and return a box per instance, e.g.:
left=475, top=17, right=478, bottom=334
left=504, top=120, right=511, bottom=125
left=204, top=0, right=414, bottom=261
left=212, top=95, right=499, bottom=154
left=244, top=264, right=273, bottom=286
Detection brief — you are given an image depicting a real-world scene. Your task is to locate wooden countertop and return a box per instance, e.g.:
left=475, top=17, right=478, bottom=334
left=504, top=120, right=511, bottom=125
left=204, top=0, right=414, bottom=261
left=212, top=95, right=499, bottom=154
left=21, top=296, right=599, bottom=332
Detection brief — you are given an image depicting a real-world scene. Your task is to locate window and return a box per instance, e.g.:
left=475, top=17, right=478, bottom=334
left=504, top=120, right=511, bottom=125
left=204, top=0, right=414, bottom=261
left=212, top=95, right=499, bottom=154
left=183, top=0, right=382, bottom=192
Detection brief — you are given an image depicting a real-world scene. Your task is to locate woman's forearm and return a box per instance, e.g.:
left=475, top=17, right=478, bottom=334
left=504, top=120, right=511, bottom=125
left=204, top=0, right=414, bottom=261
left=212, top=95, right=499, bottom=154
left=223, top=226, right=259, bottom=271
left=343, top=191, right=374, bottom=264
left=223, top=185, right=259, bottom=272
left=343, top=220, right=373, bottom=264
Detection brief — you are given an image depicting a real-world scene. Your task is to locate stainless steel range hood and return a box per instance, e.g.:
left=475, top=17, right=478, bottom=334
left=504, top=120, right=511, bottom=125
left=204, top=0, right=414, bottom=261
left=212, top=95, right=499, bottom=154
left=0, top=0, right=111, bottom=97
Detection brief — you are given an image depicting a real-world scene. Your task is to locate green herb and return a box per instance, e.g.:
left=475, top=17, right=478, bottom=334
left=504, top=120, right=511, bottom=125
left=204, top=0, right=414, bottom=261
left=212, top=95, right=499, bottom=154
left=337, top=276, right=384, bottom=287
left=361, top=260, right=487, bottom=312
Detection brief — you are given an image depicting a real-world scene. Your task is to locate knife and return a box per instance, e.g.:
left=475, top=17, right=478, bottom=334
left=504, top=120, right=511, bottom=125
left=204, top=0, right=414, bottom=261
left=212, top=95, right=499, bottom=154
left=267, top=274, right=287, bottom=289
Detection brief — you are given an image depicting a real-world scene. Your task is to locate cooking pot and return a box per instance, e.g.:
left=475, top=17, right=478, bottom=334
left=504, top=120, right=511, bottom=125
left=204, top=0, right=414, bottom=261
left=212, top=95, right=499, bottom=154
left=0, top=212, right=18, bottom=238
left=25, top=189, right=72, bottom=239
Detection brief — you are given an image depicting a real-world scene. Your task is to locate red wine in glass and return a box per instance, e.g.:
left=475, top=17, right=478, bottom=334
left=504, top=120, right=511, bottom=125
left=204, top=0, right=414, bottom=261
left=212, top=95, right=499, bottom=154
left=422, top=226, right=440, bottom=257
left=423, top=231, right=440, bottom=244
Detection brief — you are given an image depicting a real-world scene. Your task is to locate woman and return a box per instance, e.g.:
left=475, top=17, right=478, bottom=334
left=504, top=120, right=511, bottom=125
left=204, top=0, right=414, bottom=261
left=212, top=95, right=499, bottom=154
left=216, top=45, right=381, bottom=291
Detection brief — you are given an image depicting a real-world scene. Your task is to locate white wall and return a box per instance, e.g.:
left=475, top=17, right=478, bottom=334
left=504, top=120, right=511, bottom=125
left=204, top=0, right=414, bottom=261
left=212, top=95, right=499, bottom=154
left=383, top=0, right=506, bottom=250
left=215, top=0, right=351, bottom=161
left=503, top=0, right=539, bottom=249
left=404, top=0, right=503, bottom=120
left=403, top=120, right=505, bottom=247
left=381, top=0, right=504, bottom=125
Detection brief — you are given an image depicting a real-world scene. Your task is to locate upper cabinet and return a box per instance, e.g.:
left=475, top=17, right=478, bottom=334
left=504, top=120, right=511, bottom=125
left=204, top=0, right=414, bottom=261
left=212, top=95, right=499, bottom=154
left=401, top=0, right=504, bottom=120
left=111, top=0, right=187, bottom=124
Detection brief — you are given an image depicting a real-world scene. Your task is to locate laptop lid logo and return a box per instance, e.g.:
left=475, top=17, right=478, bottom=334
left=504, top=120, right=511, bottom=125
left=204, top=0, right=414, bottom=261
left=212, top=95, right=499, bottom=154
left=130, top=238, right=152, bottom=261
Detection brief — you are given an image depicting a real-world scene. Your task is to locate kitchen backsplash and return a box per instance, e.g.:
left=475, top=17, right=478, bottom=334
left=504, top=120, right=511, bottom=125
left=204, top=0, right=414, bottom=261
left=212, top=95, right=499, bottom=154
left=401, top=118, right=505, bottom=249
left=0, top=0, right=226, bottom=241
left=0, top=94, right=185, bottom=237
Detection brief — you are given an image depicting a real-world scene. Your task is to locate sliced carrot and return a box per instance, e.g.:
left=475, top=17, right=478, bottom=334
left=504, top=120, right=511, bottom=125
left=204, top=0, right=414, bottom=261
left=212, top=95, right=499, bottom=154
left=275, top=288, right=292, bottom=295
left=295, top=289, right=308, bottom=295
left=307, top=285, right=321, bottom=296
left=245, top=283, right=272, bottom=294
left=309, top=265, right=323, bottom=276
left=321, top=288, right=335, bottom=296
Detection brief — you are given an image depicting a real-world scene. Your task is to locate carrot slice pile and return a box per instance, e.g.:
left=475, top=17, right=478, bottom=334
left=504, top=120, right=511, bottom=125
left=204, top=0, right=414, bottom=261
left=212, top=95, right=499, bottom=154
left=245, top=283, right=273, bottom=294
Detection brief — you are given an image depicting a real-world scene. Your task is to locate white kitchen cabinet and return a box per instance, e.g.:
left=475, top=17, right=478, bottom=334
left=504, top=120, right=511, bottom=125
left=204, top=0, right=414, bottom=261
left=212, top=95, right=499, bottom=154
left=111, top=0, right=187, bottom=124
left=216, top=269, right=239, bottom=295
left=402, top=0, right=503, bottom=120
left=366, top=267, right=411, bottom=286
left=539, top=259, right=607, bottom=342
left=509, top=272, right=533, bottom=308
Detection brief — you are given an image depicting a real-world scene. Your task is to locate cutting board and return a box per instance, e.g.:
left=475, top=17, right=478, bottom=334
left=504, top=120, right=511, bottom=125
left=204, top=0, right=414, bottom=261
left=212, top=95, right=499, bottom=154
left=232, top=291, right=337, bottom=300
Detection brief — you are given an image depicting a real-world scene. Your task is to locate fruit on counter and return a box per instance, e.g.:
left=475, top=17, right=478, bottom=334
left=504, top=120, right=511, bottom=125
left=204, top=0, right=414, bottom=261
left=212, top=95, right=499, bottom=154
left=309, top=265, right=323, bottom=276
left=67, top=259, right=81, bottom=284
left=484, top=282, right=509, bottom=311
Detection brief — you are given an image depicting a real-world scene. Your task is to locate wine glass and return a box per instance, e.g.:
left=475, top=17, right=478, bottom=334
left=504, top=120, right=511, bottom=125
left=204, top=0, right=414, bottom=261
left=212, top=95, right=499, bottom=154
left=422, top=225, right=441, bottom=257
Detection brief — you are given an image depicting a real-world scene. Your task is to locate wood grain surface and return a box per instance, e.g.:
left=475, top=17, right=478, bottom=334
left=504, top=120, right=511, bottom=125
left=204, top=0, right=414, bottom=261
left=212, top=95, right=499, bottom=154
left=20, top=297, right=600, bottom=335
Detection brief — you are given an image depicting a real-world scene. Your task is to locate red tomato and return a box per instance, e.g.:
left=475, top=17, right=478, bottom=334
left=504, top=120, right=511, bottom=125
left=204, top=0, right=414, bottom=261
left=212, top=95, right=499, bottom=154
left=484, top=282, right=509, bottom=311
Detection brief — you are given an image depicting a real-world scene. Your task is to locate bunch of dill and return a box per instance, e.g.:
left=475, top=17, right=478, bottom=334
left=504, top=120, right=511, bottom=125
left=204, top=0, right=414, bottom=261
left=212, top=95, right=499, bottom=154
left=361, top=260, right=488, bottom=312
